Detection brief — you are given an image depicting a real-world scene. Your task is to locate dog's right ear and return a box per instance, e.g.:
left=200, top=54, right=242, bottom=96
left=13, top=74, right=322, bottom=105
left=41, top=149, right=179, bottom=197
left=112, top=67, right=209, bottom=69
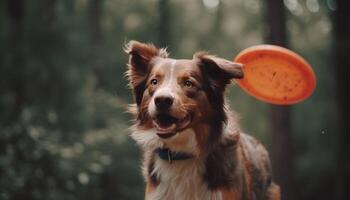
left=124, top=40, right=168, bottom=105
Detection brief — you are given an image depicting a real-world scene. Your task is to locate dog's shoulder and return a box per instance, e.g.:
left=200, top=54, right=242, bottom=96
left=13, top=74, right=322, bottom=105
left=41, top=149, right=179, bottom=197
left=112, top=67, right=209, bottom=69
left=239, top=133, right=273, bottom=199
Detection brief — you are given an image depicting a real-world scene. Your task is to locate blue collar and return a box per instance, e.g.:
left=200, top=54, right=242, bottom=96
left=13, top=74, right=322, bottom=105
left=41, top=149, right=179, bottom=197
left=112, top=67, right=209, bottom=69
left=156, top=148, right=193, bottom=163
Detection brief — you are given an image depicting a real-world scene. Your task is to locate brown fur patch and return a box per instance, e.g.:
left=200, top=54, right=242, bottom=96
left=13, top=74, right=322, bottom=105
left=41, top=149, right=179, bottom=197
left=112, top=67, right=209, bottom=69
left=145, top=182, right=156, bottom=196
left=221, top=187, right=241, bottom=200
left=266, top=183, right=281, bottom=200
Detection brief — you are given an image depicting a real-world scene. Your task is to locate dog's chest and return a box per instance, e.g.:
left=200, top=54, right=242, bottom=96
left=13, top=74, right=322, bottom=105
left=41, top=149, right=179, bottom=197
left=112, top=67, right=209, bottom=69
left=147, top=158, right=222, bottom=200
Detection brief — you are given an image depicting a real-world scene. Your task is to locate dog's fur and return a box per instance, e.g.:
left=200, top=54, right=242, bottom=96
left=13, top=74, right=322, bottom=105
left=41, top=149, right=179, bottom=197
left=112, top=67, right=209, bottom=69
left=125, top=41, right=280, bottom=200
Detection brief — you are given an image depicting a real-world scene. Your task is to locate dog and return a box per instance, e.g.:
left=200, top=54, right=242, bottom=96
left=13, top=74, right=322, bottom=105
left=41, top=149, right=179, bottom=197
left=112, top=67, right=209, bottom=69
left=125, top=40, right=280, bottom=200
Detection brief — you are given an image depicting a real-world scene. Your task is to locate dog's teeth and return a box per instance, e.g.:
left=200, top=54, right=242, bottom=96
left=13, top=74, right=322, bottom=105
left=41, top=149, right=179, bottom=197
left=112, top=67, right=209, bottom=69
left=156, top=123, right=176, bottom=133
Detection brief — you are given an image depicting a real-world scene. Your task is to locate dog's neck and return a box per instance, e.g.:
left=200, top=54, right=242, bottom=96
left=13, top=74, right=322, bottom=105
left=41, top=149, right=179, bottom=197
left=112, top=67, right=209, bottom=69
left=156, top=147, right=194, bottom=163
left=143, top=120, right=240, bottom=200
left=132, top=108, right=241, bottom=194
left=149, top=151, right=222, bottom=200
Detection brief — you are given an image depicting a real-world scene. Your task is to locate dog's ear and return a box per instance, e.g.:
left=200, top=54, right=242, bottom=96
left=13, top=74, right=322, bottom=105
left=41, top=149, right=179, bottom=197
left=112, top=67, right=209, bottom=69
left=195, top=52, right=243, bottom=93
left=194, top=52, right=243, bottom=87
left=124, top=40, right=168, bottom=87
left=124, top=40, right=168, bottom=105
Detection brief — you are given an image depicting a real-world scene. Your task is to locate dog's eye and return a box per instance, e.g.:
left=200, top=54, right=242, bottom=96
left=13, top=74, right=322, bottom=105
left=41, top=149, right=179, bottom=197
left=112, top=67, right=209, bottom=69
left=184, top=80, right=193, bottom=88
left=150, top=79, right=158, bottom=85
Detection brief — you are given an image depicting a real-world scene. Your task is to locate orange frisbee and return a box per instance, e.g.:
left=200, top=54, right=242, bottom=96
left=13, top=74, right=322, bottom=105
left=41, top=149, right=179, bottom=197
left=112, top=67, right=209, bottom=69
left=234, top=45, right=316, bottom=105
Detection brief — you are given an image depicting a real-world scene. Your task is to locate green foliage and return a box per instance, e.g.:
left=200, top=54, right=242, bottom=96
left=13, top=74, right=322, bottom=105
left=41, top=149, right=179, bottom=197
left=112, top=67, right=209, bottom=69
left=0, top=0, right=338, bottom=199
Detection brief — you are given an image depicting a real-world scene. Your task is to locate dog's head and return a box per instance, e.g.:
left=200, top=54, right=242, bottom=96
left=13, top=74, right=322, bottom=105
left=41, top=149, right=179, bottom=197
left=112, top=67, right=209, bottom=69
left=125, top=41, right=243, bottom=150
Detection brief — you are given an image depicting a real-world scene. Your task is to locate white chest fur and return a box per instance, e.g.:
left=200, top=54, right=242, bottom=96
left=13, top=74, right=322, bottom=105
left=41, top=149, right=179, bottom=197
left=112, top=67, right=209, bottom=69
left=147, top=157, right=222, bottom=200
left=131, top=127, right=223, bottom=200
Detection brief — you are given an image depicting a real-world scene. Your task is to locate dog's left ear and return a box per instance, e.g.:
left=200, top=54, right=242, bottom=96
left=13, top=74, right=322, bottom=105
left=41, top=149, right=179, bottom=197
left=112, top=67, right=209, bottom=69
left=124, top=40, right=168, bottom=106
left=194, top=52, right=244, bottom=88
left=124, top=40, right=168, bottom=87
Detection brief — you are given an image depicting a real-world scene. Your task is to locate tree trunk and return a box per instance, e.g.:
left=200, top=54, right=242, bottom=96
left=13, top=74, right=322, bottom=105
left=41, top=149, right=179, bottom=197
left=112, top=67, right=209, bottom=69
left=88, top=0, right=102, bottom=44
left=264, top=1, right=293, bottom=199
left=6, top=0, right=25, bottom=124
left=88, top=0, right=104, bottom=87
left=63, top=0, right=75, bottom=16
left=158, top=0, right=170, bottom=47
left=334, top=0, right=350, bottom=199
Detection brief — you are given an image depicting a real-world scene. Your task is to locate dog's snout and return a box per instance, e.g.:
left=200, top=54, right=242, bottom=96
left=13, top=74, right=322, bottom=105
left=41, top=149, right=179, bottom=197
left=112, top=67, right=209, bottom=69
left=155, top=96, right=174, bottom=110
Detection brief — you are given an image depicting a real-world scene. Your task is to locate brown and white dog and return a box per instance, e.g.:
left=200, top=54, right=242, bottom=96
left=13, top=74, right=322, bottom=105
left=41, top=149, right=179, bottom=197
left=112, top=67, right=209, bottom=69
left=125, top=40, right=280, bottom=200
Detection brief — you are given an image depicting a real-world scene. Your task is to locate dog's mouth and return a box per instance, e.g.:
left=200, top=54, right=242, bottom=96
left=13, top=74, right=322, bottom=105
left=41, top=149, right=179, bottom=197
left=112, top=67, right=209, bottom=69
left=152, top=113, right=192, bottom=139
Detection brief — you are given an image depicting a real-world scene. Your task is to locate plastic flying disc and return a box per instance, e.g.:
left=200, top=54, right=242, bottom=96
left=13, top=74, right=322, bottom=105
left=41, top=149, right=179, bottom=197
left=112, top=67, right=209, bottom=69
left=234, top=45, right=316, bottom=105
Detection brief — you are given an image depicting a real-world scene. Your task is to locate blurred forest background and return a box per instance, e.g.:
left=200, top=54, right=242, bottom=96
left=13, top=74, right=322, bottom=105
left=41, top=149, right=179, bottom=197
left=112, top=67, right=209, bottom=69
left=1, top=0, right=349, bottom=200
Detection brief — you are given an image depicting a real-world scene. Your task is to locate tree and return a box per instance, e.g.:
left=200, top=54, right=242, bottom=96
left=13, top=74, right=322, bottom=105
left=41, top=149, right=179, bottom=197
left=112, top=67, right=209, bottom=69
left=88, top=0, right=104, bottom=88
left=334, top=0, right=350, bottom=199
left=264, top=0, right=293, bottom=199
left=6, top=0, right=24, bottom=124
left=158, top=0, right=170, bottom=47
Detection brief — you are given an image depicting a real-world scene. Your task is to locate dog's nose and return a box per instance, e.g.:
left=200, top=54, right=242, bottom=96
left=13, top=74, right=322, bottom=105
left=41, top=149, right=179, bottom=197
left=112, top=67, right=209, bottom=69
left=155, top=96, right=174, bottom=110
